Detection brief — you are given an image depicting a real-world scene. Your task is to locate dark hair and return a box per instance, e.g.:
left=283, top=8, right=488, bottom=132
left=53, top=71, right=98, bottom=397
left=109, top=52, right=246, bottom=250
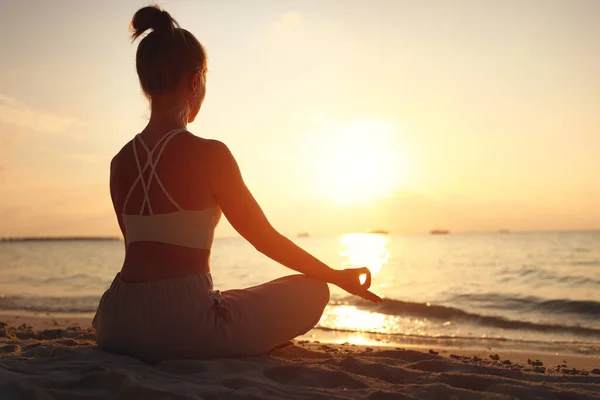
left=130, top=5, right=207, bottom=97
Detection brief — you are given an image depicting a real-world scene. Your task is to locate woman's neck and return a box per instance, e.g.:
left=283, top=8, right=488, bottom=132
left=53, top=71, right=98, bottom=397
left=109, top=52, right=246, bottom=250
left=144, top=95, right=188, bottom=136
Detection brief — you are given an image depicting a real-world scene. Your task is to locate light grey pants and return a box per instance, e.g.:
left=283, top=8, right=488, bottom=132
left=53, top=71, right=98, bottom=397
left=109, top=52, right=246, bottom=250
left=93, top=273, right=329, bottom=362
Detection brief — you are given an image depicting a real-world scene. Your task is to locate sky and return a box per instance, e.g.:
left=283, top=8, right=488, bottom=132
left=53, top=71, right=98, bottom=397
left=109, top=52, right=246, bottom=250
left=0, top=0, right=599, bottom=237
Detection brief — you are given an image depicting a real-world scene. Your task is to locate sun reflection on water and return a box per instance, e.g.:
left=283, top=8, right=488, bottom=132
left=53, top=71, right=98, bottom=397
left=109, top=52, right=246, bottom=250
left=339, top=233, right=390, bottom=277
left=322, top=305, right=397, bottom=333
left=325, top=234, right=449, bottom=338
left=319, top=305, right=438, bottom=337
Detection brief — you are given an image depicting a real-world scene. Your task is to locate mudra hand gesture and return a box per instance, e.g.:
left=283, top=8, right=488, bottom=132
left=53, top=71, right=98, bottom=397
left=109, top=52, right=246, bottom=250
left=332, top=267, right=382, bottom=303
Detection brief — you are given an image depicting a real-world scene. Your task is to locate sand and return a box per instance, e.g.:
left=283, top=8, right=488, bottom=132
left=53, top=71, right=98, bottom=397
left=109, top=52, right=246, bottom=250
left=1, top=314, right=599, bottom=399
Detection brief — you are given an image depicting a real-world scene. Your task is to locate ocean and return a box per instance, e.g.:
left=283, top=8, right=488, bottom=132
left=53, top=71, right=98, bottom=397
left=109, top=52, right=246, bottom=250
left=1, top=231, right=599, bottom=355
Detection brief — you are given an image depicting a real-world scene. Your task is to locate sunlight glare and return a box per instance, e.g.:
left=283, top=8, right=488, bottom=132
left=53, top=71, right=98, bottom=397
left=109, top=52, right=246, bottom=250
left=316, top=118, right=409, bottom=204
left=319, top=305, right=441, bottom=337
left=334, top=334, right=382, bottom=346
left=326, top=305, right=392, bottom=332
left=339, top=233, right=390, bottom=277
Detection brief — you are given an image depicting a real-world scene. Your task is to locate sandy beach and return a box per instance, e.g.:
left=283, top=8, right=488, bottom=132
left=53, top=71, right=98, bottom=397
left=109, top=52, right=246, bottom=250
left=1, top=314, right=599, bottom=399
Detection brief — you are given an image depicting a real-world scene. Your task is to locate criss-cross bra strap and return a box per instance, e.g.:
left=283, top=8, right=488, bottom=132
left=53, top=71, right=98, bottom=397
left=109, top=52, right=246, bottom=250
left=121, top=129, right=187, bottom=215
left=122, top=136, right=161, bottom=215
left=140, top=131, right=185, bottom=213
left=131, top=136, right=152, bottom=214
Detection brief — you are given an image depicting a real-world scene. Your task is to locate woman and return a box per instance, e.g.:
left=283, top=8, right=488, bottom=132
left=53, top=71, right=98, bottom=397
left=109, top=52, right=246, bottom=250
left=93, top=5, right=381, bottom=362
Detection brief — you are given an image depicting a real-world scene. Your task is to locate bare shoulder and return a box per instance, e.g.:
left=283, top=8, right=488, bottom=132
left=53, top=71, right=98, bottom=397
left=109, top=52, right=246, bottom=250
left=189, top=136, right=233, bottom=160
left=109, top=139, right=135, bottom=173
left=191, top=136, right=228, bottom=150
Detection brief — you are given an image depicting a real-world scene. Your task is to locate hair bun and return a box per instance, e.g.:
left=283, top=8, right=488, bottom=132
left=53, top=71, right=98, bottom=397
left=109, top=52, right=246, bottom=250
left=131, top=5, right=178, bottom=39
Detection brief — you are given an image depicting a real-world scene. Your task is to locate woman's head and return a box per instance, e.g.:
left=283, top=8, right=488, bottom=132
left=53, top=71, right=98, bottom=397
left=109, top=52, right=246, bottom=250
left=131, top=5, right=207, bottom=122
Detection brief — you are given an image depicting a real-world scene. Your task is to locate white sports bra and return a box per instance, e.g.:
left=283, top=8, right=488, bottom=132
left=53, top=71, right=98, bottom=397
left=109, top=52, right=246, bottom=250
left=121, top=129, right=221, bottom=249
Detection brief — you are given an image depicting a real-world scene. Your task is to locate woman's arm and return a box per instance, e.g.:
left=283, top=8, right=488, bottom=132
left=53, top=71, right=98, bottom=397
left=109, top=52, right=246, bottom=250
left=207, top=140, right=336, bottom=281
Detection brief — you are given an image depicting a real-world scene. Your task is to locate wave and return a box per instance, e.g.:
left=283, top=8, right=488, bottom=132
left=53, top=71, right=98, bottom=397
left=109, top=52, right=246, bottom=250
left=312, top=325, right=599, bottom=347
left=499, top=265, right=600, bottom=286
left=342, top=297, right=600, bottom=337
left=8, top=273, right=108, bottom=286
left=449, top=293, right=600, bottom=316
left=0, top=295, right=99, bottom=313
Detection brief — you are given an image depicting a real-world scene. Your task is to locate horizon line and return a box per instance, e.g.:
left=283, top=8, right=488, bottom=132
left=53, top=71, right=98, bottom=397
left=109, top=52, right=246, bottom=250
left=1, top=228, right=599, bottom=242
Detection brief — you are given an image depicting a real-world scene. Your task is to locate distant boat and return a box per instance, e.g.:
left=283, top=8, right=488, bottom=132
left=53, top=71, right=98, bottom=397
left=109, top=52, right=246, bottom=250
left=430, top=230, right=449, bottom=235
left=296, top=232, right=310, bottom=238
left=367, top=229, right=389, bottom=235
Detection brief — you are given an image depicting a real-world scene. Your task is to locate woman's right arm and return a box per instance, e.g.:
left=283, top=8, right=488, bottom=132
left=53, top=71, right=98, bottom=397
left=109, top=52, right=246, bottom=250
left=207, top=140, right=381, bottom=302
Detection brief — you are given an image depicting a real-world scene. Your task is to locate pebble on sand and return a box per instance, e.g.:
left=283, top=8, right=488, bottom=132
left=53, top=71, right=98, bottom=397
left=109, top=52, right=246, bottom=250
left=562, top=367, right=580, bottom=375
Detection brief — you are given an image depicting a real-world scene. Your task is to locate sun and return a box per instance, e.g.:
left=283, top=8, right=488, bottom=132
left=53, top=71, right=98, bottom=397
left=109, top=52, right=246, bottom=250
left=315, top=118, right=409, bottom=204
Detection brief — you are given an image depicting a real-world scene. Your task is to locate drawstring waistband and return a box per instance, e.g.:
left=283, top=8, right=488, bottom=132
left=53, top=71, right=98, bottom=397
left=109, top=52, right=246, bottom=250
left=210, top=289, right=231, bottom=324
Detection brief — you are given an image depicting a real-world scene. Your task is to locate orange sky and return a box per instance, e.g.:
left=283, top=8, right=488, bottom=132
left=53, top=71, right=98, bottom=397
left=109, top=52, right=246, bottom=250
left=1, top=0, right=599, bottom=237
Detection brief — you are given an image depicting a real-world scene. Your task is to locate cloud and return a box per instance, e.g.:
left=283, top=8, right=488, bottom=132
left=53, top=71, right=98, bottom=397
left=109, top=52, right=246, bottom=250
left=0, top=93, right=80, bottom=133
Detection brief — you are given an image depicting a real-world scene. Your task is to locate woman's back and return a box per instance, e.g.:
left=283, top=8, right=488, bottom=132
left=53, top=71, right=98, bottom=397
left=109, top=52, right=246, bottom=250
left=111, top=130, right=220, bottom=281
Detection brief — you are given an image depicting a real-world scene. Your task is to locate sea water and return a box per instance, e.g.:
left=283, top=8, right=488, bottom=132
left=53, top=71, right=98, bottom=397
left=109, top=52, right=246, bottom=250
left=0, top=231, right=598, bottom=354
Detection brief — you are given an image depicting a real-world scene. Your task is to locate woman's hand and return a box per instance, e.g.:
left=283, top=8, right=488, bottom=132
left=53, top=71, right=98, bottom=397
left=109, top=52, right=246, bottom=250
left=332, top=267, right=383, bottom=303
